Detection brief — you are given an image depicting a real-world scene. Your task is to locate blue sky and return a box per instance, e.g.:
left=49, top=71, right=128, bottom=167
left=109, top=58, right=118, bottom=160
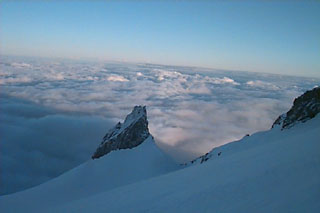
left=1, top=1, right=319, bottom=77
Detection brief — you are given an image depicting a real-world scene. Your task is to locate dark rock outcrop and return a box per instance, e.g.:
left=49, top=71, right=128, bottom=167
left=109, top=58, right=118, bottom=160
left=272, top=87, right=320, bottom=129
left=92, top=106, right=150, bottom=159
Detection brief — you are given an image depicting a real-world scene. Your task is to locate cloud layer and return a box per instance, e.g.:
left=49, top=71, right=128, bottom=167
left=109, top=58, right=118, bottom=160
left=1, top=55, right=319, bottom=195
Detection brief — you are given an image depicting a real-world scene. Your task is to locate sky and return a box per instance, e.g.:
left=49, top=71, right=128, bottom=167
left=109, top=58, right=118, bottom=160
left=0, top=1, right=319, bottom=77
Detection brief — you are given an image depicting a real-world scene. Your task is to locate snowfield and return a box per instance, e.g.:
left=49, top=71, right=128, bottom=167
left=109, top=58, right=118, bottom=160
left=1, top=114, right=319, bottom=212
left=0, top=136, right=178, bottom=212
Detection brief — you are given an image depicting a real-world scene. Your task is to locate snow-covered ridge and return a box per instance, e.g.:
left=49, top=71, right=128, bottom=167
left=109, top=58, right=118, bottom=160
left=188, top=87, right=320, bottom=165
left=92, top=106, right=150, bottom=159
left=52, top=114, right=320, bottom=213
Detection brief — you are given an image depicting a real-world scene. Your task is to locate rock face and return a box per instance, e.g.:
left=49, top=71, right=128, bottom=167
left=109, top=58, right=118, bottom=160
left=92, top=106, right=150, bottom=159
left=272, top=87, right=320, bottom=129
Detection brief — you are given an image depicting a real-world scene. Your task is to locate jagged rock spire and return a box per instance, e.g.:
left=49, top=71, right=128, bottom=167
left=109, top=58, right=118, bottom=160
left=92, top=106, right=150, bottom=159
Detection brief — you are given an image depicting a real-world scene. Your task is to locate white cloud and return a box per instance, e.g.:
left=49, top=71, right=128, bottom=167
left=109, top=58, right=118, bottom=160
left=204, top=76, right=240, bottom=85
left=0, top=76, right=33, bottom=85
left=10, top=62, right=32, bottom=69
left=107, top=75, right=129, bottom=82
left=43, top=72, right=65, bottom=81
left=246, top=80, right=279, bottom=90
left=186, top=84, right=211, bottom=95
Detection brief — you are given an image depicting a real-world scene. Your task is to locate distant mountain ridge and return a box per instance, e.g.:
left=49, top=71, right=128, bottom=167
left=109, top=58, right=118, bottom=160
left=92, top=106, right=150, bottom=159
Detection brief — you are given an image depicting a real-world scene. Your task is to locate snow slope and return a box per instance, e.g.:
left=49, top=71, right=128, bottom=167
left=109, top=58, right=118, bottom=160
left=1, top=116, right=319, bottom=212
left=0, top=136, right=179, bottom=212
left=50, top=115, right=319, bottom=213
left=1, top=98, right=320, bottom=212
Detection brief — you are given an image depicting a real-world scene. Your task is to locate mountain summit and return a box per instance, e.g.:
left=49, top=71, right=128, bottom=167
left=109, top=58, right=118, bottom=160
left=92, top=106, right=150, bottom=159
left=272, top=86, right=320, bottom=129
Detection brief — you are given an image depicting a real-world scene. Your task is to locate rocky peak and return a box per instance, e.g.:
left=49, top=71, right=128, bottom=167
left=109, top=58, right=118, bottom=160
left=272, top=87, right=320, bottom=129
left=92, top=106, right=150, bottom=159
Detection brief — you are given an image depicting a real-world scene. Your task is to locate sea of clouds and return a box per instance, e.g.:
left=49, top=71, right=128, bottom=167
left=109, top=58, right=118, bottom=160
left=1, top=55, right=319, bottom=195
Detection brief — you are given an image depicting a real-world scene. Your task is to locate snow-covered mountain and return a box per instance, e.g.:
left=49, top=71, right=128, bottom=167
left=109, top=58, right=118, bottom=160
left=0, top=106, right=178, bottom=212
left=51, top=113, right=319, bottom=213
left=1, top=88, right=319, bottom=212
